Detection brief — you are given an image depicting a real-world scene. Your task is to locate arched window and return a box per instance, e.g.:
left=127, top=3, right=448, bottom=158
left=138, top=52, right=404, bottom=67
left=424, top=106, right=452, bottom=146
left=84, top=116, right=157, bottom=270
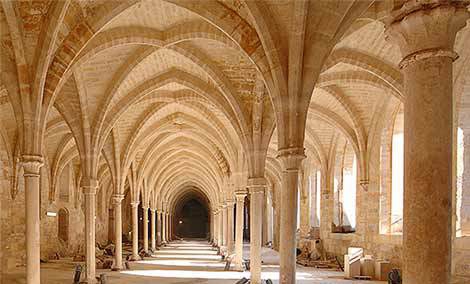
left=380, top=106, right=404, bottom=234
left=58, top=208, right=69, bottom=242
left=332, top=139, right=357, bottom=233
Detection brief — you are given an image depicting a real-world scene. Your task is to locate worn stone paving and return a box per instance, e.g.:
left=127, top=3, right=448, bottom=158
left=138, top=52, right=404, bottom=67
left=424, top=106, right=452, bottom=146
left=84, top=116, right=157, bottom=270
left=5, top=240, right=385, bottom=283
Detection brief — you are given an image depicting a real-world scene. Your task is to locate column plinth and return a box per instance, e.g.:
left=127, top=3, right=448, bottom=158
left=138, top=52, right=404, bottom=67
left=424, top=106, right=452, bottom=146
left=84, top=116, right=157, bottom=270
left=22, top=155, right=44, bottom=284
left=385, top=3, right=469, bottom=283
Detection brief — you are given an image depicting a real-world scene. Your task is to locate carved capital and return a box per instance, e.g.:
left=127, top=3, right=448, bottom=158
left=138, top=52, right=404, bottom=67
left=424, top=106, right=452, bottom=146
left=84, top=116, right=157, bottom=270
left=277, top=147, right=306, bottom=172
left=112, top=194, right=124, bottom=205
left=385, top=1, right=469, bottom=65
left=235, top=192, right=247, bottom=202
left=22, top=155, right=44, bottom=176
left=130, top=201, right=140, bottom=208
left=226, top=200, right=236, bottom=208
left=359, top=179, right=369, bottom=192
left=81, top=178, right=98, bottom=195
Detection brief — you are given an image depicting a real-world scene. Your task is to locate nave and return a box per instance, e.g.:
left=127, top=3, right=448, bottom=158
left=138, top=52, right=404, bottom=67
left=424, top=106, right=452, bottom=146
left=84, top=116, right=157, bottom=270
left=4, top=240, right=384, bottom=284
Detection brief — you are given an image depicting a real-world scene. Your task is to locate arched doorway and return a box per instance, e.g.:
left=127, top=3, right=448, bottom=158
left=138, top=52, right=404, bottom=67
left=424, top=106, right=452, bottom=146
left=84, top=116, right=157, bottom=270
left=175, top=198, right=209, bottom=239
left=58, top=208, right=69, bottom=243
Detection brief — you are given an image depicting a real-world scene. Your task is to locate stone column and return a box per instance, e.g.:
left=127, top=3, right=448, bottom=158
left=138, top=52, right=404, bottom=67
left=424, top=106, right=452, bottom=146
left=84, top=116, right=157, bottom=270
left=112, top=194, right=124, bottom=271
left=142, top=206, right=149, bottom=253
left=161, top=210, right=167, bottom=244
left=222, top=203, right=228, bottom=250
left=156, top=210, right=162, bottom=247
left=82, top=178, right=99, bottom=283
left=218, top=207, right=224, bottom=247
left=234, top=192, right=246, bottom=270
left=226, top=200, right=235, bottom=254
left=214, top=211, right=218, bottom=246
left=165, top=212, right=170, bottom=243
left=385, top=3, right=469, bottom=284
left=130, top=202, right=140, bottom=260
left=150, top=209, right=156, bottom=252
left=278, top=148, right=305, bottom=284
left=22, top=155, right=43, bottom=284
left=248, top=178, right=265, bottom=284
left=169, top=213, right=173, bottom=241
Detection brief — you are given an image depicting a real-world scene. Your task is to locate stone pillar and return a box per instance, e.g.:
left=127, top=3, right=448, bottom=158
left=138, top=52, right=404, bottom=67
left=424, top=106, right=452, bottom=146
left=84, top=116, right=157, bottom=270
left=130, top=202, right=140, bottom=260
left=248, top=178, right=265, bottom=284
left=156, top=210, right=162, bottom=246
left=226, top=201, right=235, bottom=254
left=385, top=3, right=469, bottom=284
left=150, top=209, right=156, bottom=252
left=213, top=211, right=218, bottom=245
left=222, top=203, right=228, bottom=250
left=142, top=206, right=149, bottom=253
left=278, top=148, right=305, bottom=284
left=218, top=207, right=224, bottom=247
left=234, top=192, right=246, bottom=270
left=112, top=194, right=124, bottom=271
left=82, top=178, right=99, bottom=283
left=169, top=213, right=172, bottom=241
left=165, top=212, right=170, bottom=243
left=22, top=155, right=43, bottom=284
left=162, top=210, right=167, bottom=244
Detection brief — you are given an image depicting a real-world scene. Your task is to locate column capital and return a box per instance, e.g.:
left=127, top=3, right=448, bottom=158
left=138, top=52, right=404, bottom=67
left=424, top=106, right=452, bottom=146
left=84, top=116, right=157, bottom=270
left=235, top=192, right=246, bottom=201
left=150, top=208, right=156, bottom=213
left=112, top=194, right=124, bottom=205
left=277, top=147, right=306, bottom=171
left=130, top=201, right=140, bottom=208
left=247, top=177, right=266, bottom=193
left=385, top=1, right=469, bottom=68
left=81, top=178, right=99, bottom=195
left=22, top=155, right=44, bottom=176
left=142, top=206, right=149, bottom=210
left=226, top=200, right=236, bottom=207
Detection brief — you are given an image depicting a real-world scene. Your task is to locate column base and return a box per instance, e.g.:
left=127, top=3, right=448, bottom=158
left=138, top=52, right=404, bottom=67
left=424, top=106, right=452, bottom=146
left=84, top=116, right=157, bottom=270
left=79, top=278, right=98, bottom=284
left=111, top=264, right=123, bottom=271
left=128, top=255, right=142, bottom=261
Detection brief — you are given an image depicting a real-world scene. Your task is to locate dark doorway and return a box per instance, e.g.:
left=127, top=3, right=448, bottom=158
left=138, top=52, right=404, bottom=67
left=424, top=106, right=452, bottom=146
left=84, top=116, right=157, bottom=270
left=175, top=198, right=209, bottom=238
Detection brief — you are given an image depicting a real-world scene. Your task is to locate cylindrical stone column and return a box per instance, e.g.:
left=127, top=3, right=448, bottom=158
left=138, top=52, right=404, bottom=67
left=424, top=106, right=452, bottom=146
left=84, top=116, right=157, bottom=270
left=386, top=4, right=469, bottom=284
left=142, top=206, right=149, bottom=253
left=157, top=210, right=162, bottom=246
left=218, top=207, right=223, bottom=247
left=112, top=194, right=124, bottom=271
left=278, top=149, right=305, bottom=284
left=222, top=204, right=228, bottom=250
left=130, top=202, right=140, bottom=260
left=162, top=210, right=167, bottom=244
left=227, top=201, right=235, bottom=254
left=248, top=178, right=265, bottom=284
left=234, top=192, right=246, bottom=270
left=82, top=178, right=99, bottom=283
left=213, top=211, right=219, bottom=246
left=169, top=213, right=172, bottom=241
left=165, top=212, right=170, bottom=243
left=150, top=209, right=156, bottom=252
left=22, top=155, right=43, bottom=284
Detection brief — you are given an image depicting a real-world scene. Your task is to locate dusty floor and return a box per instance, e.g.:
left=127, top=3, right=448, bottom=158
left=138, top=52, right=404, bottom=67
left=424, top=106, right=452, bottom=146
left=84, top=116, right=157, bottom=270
left=4, top=240, right=385, bottom=283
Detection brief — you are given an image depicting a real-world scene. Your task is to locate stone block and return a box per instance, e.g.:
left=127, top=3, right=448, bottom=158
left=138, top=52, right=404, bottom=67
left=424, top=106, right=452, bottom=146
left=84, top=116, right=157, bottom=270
left=375, top=259, right=392, bottom=281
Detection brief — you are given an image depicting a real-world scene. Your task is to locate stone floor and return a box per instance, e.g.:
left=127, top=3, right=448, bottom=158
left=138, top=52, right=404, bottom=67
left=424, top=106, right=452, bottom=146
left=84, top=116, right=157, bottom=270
left=4, top=240, right=386, bottom=283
